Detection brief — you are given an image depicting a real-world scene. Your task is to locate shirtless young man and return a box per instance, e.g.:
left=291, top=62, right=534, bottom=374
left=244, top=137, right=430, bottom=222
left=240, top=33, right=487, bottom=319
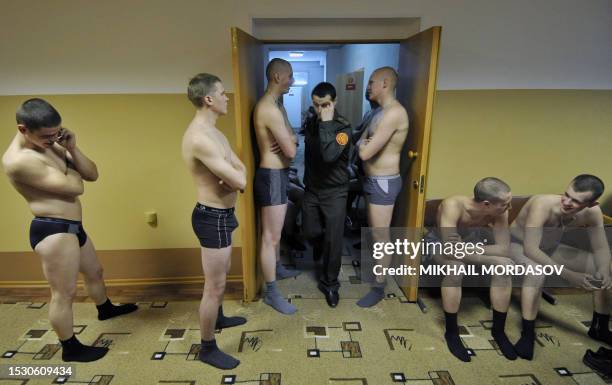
left=355, top=67, right=409, bottom=308
left=2, top=99, right=137, bottom=362
left=182, top=73, right=247, bottom=370
left=510, top=175, right=611, bottom=360
left=435, top=177, right=516, bottom=362
left=253, top=58, right=299, bottom=315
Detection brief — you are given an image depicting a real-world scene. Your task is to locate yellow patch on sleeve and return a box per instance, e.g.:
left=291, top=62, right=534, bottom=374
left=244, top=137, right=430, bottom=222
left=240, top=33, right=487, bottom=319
left=336, top=132, right=348, bottom=146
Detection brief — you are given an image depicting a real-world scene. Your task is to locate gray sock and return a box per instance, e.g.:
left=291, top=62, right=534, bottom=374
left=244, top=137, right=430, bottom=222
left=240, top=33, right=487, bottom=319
left=198, top=339, right=240, bottom=370
left=276, top=261, right=301, bottom=280
left=356, top=286, right=385, bottom=308
left=264, top=281, right=297, bottom=314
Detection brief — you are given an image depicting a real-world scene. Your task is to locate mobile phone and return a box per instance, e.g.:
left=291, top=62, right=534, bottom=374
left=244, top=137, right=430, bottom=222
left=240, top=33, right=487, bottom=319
left=56, top=128, right=65, bottom=142
left=587, top=277, right=603, bottom=288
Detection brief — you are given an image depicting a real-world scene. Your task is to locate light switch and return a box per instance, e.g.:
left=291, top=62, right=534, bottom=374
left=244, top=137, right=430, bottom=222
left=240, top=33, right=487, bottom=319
left=145, top=211, right=157, bottom=225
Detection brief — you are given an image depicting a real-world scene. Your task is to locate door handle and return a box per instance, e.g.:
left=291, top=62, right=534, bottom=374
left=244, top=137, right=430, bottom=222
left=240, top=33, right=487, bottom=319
left=408, top=150, right=419, bottom=159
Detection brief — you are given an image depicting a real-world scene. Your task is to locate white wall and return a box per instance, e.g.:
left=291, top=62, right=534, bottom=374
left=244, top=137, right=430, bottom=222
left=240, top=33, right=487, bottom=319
left=326, top=48, right=342, bottom=84
left=338, top=44, right=400, bottom=113
left=290, top=61, right=325, bottom=113
left=1, top=0, right=610, bottom=95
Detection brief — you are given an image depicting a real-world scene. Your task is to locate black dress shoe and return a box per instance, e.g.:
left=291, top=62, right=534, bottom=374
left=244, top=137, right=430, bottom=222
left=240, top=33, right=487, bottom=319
left=596, top=346, right=612, bottom=360
left=583, top=349, right=612, bottom=377
left=318, top=284, right=339, bottom=307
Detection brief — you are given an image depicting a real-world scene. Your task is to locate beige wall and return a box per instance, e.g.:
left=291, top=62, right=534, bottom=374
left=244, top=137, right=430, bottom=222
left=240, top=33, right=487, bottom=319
left=0, top=94, right=241, bottom=252
left=427, top=90, right=612, bottom=213
left=1, top=1, right=610, bottom=283
left=2, top=89, right=610, bottom=254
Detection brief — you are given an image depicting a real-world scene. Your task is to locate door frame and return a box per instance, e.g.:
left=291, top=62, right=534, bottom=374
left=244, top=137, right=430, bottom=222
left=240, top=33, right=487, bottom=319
left=238, top=30, right=439, bottom=302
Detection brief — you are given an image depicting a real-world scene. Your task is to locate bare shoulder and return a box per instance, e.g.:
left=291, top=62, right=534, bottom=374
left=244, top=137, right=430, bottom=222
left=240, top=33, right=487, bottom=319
left=190, top=129, right=218, bottom=154
left=440, top=195, right=464, bottom=214
left=529, top=194, right=557, bottom=210
left=388, top=101, right=408, bottom=120
left=389, top=101, right=408, bottom=116
left=2, top=148, right=43, bottom=178
left=523, top=194, right=557, bottom=219
left=254, top=98, right=281, bottom=123
left=382, top=102, right=409, bottom=130
left=576, top=205, right=604, bottom=226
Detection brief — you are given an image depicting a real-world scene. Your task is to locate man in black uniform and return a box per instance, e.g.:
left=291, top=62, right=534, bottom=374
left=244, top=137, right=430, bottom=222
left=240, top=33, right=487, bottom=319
left=302, top=82, right=352, bottom=307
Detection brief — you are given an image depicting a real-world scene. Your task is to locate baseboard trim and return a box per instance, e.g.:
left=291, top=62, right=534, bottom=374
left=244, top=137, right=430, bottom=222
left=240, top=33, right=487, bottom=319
left=0, top=274, right=244, bottom=289
left=0, top=276, right=244, bottom=301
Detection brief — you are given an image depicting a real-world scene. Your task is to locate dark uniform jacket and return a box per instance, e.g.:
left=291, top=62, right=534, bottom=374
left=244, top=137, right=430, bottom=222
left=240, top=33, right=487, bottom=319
left=303, top=111, right=352, bottom=193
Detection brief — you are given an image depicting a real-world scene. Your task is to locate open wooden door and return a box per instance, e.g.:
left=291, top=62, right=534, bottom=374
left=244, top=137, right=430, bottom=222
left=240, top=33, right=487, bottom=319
left=392, top=26, right=441, bottom=301
left=231, top=27, right=263, bottom=302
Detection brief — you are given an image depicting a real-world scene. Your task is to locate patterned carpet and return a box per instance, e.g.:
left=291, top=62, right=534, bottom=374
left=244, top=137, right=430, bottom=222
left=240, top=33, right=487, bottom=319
left=1, top=247, right=611, bottom=385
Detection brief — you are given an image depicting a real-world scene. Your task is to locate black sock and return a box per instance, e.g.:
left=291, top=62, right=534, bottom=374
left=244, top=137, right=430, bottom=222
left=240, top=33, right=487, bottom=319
left=514, top=318, right=536, bottom=360
left=588, top=312, right=612, bottom=346
left=60, top=335, right=108, bottom=362
left=491, top=310, right=517, bottom=360
left=444, top=311, right=470, bottom=362
left=198, top=339, right=240, bottom=370
left=216, top=305, right=247, bottom=329
left=97, top=298, right=138, bottom=321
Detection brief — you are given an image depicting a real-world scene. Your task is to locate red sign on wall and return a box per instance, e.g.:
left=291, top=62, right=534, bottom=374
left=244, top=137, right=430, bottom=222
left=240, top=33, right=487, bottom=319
left=345, top=76, right=355, bottom=90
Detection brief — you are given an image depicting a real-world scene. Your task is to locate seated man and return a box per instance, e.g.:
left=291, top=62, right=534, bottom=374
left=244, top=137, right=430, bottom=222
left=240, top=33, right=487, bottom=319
left=434, top=177, right=516, bottom=362
left=2, top=98, right=137, bottom=362
left=510, top=174, right=612, bottom=360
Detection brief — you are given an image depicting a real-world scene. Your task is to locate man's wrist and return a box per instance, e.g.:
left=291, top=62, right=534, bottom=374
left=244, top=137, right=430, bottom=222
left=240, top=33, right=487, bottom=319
left=560, top=268, right=575, bottom=280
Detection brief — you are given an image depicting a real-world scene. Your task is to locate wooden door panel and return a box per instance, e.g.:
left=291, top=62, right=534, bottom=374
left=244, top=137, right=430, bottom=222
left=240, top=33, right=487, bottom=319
left=231, top=27, right=264, bottom=302
left=393, top=27, right=441, bottom=301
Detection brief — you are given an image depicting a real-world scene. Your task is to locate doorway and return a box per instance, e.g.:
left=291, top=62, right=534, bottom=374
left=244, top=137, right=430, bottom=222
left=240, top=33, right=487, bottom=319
left=264, top=43, right=400, bottom=182
left=231, top=26, right=441, bottom=303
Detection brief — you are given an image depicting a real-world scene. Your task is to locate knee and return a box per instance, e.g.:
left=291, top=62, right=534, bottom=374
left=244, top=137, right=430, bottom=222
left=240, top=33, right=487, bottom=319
left=522, top=262, right=546, bottom=287
left=53, top=285, right=77, bottom=302
left=262, top=229, right=281, bottom=247
left=495, top=257, right=515, bottom=276
left=205, top=279, right=226, bottom=298
left=444, top=274, right=464, bottom=287
left=442, top=263, right=465, bottom=287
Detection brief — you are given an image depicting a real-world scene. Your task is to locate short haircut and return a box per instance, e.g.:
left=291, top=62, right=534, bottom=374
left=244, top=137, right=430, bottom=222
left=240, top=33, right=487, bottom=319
left=187, top=73, right=221, bottom=108
left=265, top=58, right=291, bottom=81
left=311, top=82, right=336, bottom=100
left=373, top=66, right=398, bottom=89
left=16, top=98, right=61, bottom=131
left=473, top=177, right=511, bottom=203
left=571, top=174, right=605, bottom=202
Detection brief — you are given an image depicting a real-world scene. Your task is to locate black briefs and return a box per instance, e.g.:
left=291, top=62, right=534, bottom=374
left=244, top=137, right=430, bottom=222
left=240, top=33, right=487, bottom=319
left=29, top=217, right=88, bottom=250
left=191, top=203, right=238, bottom=249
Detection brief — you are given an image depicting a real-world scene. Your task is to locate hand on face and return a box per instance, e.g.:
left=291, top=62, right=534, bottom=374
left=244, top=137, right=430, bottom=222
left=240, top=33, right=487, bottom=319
left=320, top=104, right=335, bottom=122
left=56, top=127, right=76, bottom=151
